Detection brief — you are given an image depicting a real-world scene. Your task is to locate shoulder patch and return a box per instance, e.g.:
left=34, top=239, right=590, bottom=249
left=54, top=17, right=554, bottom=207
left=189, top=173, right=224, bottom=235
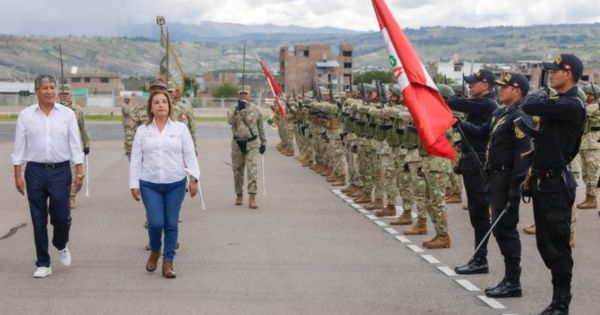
left=514, top=125, right=526, bottom=139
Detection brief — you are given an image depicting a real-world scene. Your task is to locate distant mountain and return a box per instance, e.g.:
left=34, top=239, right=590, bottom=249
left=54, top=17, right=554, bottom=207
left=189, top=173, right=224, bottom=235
left=1, top=23, right=599, bottom=81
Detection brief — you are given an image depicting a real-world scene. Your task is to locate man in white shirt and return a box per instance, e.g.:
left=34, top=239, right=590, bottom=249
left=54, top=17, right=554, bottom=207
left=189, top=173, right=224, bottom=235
left=12, top=74, right=84, bottom=278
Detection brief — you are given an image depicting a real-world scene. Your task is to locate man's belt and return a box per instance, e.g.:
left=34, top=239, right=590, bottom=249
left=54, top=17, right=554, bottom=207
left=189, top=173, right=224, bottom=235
left=379, top=124, right=393, bottom=130
left=591, top=126, right=600, bottom=131
left=486, top=164, right=513, bottom=172
left=233, top=135, right=257, bottom=142
left=532, top=167, right=567, bottom=178
left=28, top=161, right=70, bottom=169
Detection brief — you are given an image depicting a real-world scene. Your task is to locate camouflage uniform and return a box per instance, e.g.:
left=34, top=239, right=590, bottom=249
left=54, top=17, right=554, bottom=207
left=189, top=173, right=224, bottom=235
left=173, top=98, right=197, bottom=148
left=578, top=101, right=600, bottom=203
left=323, top=101, right=346, bottom=180
left=422, top=155, right=451, bottom=235
left=228, top=103, right=267, bottom=195
left=356, top=103, right=375, bottom=199
left=342, top=99, right=362, bottom=188
left=370, top=106, right=388, bottom=208
left=123, top=103, right=148, bottom=160
left=62, top=100, right=90, bottom=201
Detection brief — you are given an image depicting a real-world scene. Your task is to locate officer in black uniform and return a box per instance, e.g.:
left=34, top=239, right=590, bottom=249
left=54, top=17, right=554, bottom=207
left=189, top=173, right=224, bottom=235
left=447, top=70, right=499, bottom=274
left=521, top=54, right=585, bottom=315
left=458, top=73, right=532, bottom=298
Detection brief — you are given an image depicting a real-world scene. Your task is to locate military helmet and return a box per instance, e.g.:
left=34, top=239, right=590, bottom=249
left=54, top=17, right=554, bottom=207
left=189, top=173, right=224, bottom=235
left=389, top=85, right=401, bottom=97
left=436, top=84, right=455, bottom=98
left=365, top=84, right=377, bottom=94
left=582, top=84, right=600, bottom=98
left=450, top=84, right=464, bottom=94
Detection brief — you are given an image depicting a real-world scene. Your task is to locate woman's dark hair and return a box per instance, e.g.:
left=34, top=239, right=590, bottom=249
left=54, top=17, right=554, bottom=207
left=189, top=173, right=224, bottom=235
left=146, top=91, right=173, bottom=125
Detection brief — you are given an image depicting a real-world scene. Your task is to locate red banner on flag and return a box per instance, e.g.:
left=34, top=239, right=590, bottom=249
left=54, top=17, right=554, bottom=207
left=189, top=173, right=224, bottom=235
left=259, top=59, right=286, bottom=119
left=372, top=0, right=456, bottom=159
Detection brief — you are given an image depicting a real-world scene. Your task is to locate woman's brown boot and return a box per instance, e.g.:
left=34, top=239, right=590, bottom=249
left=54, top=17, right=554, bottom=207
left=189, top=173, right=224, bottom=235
left=162, top=261, right=176, bottom=278
left=146, top=251, right=160, bottom=272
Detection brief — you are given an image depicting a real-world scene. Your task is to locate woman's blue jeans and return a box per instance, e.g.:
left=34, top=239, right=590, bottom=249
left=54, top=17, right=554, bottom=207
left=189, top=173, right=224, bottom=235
left=140, top=178, right=186, bottom=262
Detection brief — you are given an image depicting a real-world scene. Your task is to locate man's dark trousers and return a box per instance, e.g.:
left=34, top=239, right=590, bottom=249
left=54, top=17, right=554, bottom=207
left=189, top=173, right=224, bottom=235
left=25, top=162, right=72, bottom=267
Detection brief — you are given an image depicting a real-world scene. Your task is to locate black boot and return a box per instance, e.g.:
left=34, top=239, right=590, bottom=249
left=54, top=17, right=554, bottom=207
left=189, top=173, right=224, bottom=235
left=535, top=287, right=571, bottom=315
left=485, top=279, right=522, bottom=298
left=455, top=257, right=489, bottom=275
left=487, top=260, right=522, bottom=298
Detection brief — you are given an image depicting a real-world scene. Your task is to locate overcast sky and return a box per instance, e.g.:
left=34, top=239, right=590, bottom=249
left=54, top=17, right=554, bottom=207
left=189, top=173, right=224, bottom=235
left=1, top=0, right=599, bottom=35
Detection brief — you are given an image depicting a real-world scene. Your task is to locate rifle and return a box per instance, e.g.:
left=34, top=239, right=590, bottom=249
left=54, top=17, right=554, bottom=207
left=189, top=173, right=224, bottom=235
left=360, top=83, right=367, bottom=104
left=377, top=80, right=387, bottom=108
left=58, top=43, right=65, bottom=93
left=313, top=82, right=322, bottom=102
left=328, top=80, right=334, bottom=103
left=241, top=43, right=246, bottom=92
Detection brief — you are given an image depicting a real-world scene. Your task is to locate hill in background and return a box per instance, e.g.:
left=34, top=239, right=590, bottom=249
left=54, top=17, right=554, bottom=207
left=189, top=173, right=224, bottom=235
left=1, top=22, right=599, bottom=80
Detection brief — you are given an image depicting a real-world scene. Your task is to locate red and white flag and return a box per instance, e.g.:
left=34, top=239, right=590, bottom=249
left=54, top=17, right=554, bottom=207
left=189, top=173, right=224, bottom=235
left=258, top=59, right=287, bottom=119
left=372, top=0, right=456, bottom=159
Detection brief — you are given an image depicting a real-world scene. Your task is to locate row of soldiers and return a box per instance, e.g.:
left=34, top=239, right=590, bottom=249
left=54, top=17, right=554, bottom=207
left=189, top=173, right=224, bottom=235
left=273, top=79, right=600, bottom=241
left=274, top=84, right=462, bottom=249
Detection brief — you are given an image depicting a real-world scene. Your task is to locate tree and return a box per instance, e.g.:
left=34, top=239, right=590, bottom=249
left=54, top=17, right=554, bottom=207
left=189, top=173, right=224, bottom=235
left=353, top=70, right=395, bottom=85
left=212, top=82, right=239, bottom=98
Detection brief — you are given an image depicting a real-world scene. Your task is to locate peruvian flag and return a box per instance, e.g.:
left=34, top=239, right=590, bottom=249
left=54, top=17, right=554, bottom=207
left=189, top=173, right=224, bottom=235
left=258, top=58, right=287, bottom=119
left=372, top=0, right=456, bottom=159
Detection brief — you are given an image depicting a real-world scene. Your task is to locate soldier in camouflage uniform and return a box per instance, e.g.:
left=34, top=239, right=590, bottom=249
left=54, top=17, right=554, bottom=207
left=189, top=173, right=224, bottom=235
left=59, top=84, right=90, bottom=209
left=438, top=84, right=463, bottom=204
left=123, top=79, right=167, bottom=159
left=576, top=84, right=600, bottom=209
left=400, top=126, right=452, bottom=248
left=374, top=87, right=410, bottom=218
left=228, top=90, right=267, bottom=209
left=340, top=96, right=363, bottom=195
left=364, top=87, right=385, bottom=210
left=322, top=94, right=346, bottom=186
left=395, top=124, right=426, bottom=229
left=353, top=97, right=375, bottom=204
left=174, top=86, right=198, bottom=149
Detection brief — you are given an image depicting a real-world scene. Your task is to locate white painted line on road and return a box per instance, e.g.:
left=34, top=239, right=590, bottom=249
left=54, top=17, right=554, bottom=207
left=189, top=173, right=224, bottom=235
left=421, top=254, right=440, bottom=264
left=350, top=203, right=362, bottom=209
left=437, top=266, right=457, bottom=277
left=395, top=236, right=411, bottom=243
left=365, top=214, right=378, bottom=220
left=407, top=244, right=425, bottom=253
left=374, top=220, right=388, bottom=227
left=329, top=178, right=516, bottom=315
left=455, top=279, right=480, bottom=292
left=384, top=227, right=399, bottom=235
left=477, top=295, right=506, bottom=309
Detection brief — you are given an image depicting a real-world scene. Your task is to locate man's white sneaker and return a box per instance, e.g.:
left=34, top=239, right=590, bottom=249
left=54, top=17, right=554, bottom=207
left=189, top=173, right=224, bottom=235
left=59, top=247, right=71, bottom=266
left=33, top=267, right=52, bottom=278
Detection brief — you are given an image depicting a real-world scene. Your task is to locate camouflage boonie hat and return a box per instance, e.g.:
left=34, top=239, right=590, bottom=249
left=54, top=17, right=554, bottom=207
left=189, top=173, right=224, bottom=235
left=59, top=84, right=72, bottom=94
left=149, top=78, right=168, bottom=90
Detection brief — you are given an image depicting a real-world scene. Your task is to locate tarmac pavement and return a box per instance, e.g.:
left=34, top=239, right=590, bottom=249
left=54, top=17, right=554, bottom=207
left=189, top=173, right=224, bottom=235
left=0, top=122, right=599, bottom=315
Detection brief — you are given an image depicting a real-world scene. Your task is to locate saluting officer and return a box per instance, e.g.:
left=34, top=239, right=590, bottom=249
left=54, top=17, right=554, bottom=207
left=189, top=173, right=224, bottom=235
left=447, top=70, right=499, bottom=274
left=458, top=73, right=532, bottom=298
left=521, top=54, right=585, bottom=315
